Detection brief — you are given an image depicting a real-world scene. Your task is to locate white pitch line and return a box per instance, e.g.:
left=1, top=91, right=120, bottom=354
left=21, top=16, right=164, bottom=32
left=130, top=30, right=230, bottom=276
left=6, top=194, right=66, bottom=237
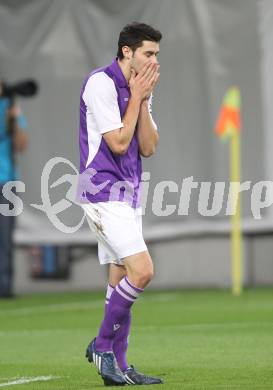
left=0, top=376, right=59, bottom=387
left=0, top=299, right=103, bottom=316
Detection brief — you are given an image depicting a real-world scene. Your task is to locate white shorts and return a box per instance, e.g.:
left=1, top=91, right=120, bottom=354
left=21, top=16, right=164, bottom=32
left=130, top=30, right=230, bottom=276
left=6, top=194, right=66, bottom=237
left=81, top=201, right=147, bottom=265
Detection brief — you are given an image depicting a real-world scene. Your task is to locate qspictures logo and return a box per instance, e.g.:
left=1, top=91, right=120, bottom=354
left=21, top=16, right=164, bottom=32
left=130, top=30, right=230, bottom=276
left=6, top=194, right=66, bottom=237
left=0, top=157, right=273, bottom=233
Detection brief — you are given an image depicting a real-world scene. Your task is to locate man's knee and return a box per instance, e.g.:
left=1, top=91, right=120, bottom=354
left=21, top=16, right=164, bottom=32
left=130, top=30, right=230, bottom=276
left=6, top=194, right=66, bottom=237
left=124, top=252, right=154, bottom=288
left=130, top=270, right=153, bottom=289
left=140, top=267, right=154, bottom=286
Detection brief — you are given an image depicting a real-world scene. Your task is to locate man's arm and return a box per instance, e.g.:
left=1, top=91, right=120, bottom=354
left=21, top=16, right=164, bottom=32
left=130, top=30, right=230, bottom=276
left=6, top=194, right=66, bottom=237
left=103, top=94, right=141, bottom=155
left=9, top=105, right=28, bottom=152
left=103, top=62, right=158, bottom=155
left=136, top=98, right=159, bottom=158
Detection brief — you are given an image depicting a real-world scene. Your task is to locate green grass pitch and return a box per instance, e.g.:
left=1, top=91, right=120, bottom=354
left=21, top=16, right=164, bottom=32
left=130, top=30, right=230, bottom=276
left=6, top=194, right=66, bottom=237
left=1, top=288, right=273, bottom=389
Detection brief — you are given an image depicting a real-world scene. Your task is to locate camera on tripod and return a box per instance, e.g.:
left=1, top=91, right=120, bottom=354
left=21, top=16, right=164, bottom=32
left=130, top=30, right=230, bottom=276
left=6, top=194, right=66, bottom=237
left=1, top=79, right=38, bottom=100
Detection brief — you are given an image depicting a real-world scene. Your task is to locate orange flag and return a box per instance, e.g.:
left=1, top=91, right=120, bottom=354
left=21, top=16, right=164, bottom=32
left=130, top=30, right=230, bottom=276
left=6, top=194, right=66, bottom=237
left=215, top=87, right=241, bottom=141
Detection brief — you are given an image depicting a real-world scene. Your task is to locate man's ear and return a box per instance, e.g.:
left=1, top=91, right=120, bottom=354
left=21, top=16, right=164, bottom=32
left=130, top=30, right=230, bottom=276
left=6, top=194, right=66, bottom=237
left=122, top=45, right=132, bottom=60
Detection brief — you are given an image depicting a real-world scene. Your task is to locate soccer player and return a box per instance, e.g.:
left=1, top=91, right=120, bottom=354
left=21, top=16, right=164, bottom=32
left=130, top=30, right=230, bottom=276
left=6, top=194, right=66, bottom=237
left=78, top=22, right=162, bottom=386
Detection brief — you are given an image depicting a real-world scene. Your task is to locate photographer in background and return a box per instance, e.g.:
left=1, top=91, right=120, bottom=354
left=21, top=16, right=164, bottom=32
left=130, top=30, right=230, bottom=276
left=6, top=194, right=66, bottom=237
left=0, top=80, right=28, bottom=298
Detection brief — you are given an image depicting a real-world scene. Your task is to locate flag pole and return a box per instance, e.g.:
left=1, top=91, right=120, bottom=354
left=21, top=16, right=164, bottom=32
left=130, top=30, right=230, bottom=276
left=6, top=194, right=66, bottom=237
left=230, top=131, right=242, bottom=296
left=215, top=86, right=243, bottom=295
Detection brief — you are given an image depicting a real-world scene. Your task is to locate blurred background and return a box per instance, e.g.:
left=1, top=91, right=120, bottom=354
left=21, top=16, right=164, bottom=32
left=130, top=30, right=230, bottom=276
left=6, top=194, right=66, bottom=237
left=1, top=0, right=273, bottom=294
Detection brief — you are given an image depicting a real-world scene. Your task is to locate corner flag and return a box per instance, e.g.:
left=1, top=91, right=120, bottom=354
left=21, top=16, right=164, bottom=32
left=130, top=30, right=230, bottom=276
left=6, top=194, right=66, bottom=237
left=215, top=86, right=242, bottom=296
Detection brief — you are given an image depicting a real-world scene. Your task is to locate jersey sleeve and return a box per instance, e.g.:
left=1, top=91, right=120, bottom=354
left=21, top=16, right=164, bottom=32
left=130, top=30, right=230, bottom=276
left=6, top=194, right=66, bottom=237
left=148, top=93, right=158, bottom=131
left=83, top=72, right=124, bottom=134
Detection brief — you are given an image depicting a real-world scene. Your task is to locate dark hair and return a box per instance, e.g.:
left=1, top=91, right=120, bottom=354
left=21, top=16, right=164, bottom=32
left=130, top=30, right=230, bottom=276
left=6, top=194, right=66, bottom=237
left=117, top=22, right=162, bottom=59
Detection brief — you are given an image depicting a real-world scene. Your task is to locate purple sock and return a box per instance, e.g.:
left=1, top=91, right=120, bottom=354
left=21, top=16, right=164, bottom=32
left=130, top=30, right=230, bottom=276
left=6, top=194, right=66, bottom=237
left=104, top=283, right=131, bottom=372
left=112, top=311, right=131, bottom=372
left=95, top=277, right=143, bottom=353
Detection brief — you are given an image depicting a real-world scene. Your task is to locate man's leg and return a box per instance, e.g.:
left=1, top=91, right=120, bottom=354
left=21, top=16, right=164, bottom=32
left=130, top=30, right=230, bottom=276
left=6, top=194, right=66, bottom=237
left=107, top=264, right=130, bottom=372
left=0, top=186, right=15, bottom=298
left=95, top=250, right=153, bottom=352
left=108, top=263, right=126, bottom=290
left=95, top=251, right=162, bottom=385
